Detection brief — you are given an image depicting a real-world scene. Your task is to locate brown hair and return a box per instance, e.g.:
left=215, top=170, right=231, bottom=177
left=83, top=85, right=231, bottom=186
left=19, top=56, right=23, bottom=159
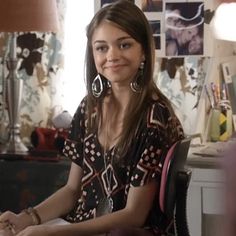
left=84, top=0, right=174, bottom=160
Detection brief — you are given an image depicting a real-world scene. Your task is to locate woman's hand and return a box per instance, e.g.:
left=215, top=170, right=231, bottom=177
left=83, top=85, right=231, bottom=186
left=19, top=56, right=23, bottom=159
left=0, top=228, right=14, bottom=236
left=0, top=211, right=17, bottom=236
left=0, top=211, right=18, bottom=231
left=0, top=211, right=32, bottom=235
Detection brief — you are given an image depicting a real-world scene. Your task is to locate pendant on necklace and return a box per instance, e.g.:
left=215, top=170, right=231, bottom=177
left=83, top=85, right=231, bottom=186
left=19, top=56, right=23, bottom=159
left=96, top=197, right=113, bottom=217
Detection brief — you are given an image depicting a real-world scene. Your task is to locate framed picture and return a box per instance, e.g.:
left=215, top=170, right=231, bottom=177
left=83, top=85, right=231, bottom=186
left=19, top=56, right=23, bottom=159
left=165, top=1, right=204, bottom=57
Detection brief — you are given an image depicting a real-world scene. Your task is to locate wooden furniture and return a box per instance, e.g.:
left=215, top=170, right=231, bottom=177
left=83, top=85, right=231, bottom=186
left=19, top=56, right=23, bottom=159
left=186, top=148, right=225, bottom=236
left=0, top=156, right=70, bottom=213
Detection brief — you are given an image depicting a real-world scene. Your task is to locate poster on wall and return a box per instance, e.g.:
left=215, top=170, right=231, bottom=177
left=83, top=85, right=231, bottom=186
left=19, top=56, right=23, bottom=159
left=96, top=0, right=163, bottom=12
left=94, top=0, right=164, bottom=55
left=165, top=2, right=204, bottom=57
left=94, top=0, right=134, bottom=9
left=149, top=20, right=161, bottom=50
left=156, top=57, right=210, bottom=135
left=135, top=0, right=163, bottom=55
left=140, top=0, right=163, bottom=12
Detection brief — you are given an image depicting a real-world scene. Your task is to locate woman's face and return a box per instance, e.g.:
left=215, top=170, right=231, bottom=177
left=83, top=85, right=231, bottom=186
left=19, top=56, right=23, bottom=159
left=177, top=25, right=199, bottom=46
left=188, top=35, right=203, bottom=54
left=91, top=21, right=145, bottom=87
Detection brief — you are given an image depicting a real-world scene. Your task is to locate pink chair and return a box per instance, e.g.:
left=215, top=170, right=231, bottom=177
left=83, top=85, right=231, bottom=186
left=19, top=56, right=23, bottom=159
left=159, top=138, right=192, bottom=236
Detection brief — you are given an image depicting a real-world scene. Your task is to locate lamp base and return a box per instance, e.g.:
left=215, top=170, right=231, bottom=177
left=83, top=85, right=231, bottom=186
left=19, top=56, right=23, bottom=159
left=1, top=134, right=28, bottom=156
left=0, top=152, right=26, bottom=160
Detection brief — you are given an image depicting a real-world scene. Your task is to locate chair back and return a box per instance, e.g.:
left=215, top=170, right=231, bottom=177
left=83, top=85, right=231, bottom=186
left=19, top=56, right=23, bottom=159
left=159, top=138, right=191, bottom=219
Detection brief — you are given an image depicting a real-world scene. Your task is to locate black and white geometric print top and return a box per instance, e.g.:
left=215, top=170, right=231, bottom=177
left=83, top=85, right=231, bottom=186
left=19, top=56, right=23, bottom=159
left=62, top=96, right=184, bottom=232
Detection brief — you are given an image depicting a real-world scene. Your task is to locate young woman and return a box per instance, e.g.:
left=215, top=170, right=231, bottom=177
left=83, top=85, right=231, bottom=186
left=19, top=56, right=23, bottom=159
left=0, top=1, right=184, bottom=235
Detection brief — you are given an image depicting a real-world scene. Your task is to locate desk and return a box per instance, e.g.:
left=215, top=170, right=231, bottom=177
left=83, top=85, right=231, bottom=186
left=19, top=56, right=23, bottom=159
left=0, top=157, right=70, bottom=213
left=186, top=149, right=225, bottom=236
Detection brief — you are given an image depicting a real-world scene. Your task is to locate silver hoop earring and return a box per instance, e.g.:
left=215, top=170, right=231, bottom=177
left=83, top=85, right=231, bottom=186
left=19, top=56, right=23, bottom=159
left=130, top=62, right=144, bottom=93
left=92, top=74, right=111, bottom=98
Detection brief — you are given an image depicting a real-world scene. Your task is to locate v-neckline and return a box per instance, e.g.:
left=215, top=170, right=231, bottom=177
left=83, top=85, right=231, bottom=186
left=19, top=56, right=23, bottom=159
left=95, top=132, right=115, bottom=155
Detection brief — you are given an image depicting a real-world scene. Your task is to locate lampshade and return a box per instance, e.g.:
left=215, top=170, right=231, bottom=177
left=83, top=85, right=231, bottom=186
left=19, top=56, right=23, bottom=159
left=212, top=3, right=236, bottom=42
left=0, top=0, right=59, bottom=33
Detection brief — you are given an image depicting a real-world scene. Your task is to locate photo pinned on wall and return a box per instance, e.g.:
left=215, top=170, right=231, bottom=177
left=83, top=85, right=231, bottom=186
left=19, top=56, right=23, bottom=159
left=149, top=20, right=161, bottom=50
left=94, top=0, right=135, bottom=13
left=100, top=0, right=134, bottom=8
left=153, top=36, right=161, bottom=50
left=149, top=20, right=161, bottom=34
left=165, top=2, right=204, bottom=57
left=141, top=0, right=163, bottom=12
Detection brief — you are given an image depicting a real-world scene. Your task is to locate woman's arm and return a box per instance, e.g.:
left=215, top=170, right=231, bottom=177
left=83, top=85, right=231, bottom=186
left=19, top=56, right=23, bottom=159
left=47, top=180, right=158, bottom=236
left=33, top=163, right=82, bottom=223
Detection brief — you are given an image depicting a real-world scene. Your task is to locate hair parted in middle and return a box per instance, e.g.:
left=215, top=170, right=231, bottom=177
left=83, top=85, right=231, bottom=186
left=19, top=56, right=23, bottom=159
left=84, top=0, right=174, bottom=160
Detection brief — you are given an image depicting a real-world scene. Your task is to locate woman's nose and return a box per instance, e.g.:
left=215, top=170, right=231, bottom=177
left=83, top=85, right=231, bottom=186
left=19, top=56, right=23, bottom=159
left=107, top=47, right=119, bottom=61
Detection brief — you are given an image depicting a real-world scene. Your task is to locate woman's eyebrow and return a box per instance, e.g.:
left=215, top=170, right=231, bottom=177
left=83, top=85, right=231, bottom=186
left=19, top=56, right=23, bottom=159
left=117, top=36, right=133, bottom=41
left=93, top=40, right=106, bottom=44
left=93, top=36, right=133, bottom=44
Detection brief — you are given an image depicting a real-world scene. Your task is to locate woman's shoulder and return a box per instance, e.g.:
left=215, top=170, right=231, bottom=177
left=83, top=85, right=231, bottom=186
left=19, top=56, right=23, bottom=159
left=74, top=96, right=88, bottom=115
left=148, top=99, right=171, bottom=118
left=147, top=99, right=181, bottom=129
left=71, top=96, right=89, bottom=124
left=146, top=99, right=184, bottom=140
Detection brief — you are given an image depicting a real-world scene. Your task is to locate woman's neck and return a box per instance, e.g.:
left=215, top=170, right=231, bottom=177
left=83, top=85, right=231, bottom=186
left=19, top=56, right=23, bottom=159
left=109, top=83, right=132, bottom=109
left=98, top=92, right=127, bottom=151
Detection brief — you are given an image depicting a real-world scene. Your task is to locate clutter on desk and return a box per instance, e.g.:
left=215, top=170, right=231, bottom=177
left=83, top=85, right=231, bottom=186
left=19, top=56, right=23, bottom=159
left=190, top=135, right=236, bottom=158
left=205, top=81, right=233, bottom=142
left=28, top=111, right=72, bottom=161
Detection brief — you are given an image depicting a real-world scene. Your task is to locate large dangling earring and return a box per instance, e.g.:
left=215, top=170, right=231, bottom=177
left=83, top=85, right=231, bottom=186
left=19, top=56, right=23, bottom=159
left=130, top=62, right=144, bottom=93
left=92, top=73, right=111, bottom=98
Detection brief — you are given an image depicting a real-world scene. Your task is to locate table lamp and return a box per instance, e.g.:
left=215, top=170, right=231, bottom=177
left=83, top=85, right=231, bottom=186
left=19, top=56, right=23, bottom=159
left=0, top=0, right=59, bottom=155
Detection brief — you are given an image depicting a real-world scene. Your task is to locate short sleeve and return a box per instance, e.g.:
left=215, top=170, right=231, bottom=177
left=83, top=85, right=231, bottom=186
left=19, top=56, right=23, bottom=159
left=130, top=101, right=184, bottom=187
left=62, top=98, right=87, bottom=167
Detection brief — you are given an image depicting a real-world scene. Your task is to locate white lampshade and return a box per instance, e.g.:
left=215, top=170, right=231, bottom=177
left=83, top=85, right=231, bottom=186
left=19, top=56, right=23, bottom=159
left=212, top=3, right=236, bottom=42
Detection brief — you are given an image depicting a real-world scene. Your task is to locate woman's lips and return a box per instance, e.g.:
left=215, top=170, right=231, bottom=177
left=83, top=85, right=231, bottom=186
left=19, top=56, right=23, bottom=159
left=106, top=64, right=125, bottom=71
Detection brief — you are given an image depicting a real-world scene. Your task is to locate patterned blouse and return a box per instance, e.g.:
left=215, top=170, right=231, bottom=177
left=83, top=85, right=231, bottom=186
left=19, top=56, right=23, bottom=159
left=62, top=96, right=184, bottom=233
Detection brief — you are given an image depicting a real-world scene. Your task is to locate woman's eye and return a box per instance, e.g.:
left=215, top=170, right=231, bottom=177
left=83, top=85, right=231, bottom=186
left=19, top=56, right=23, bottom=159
left=95, top=45, right=108, bottom=52
left=119, top=42, right=131, bottom=49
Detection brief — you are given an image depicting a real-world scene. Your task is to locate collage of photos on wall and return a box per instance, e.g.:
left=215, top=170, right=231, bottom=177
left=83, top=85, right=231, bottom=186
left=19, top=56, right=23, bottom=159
left=94, top=0, right=204, bottom=57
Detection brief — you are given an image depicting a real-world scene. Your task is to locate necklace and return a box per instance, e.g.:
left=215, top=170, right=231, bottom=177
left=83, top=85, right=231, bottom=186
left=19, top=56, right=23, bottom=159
left=96, top=109, right=114, bottom=217
left=96, top=151, right=114, bottom=216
